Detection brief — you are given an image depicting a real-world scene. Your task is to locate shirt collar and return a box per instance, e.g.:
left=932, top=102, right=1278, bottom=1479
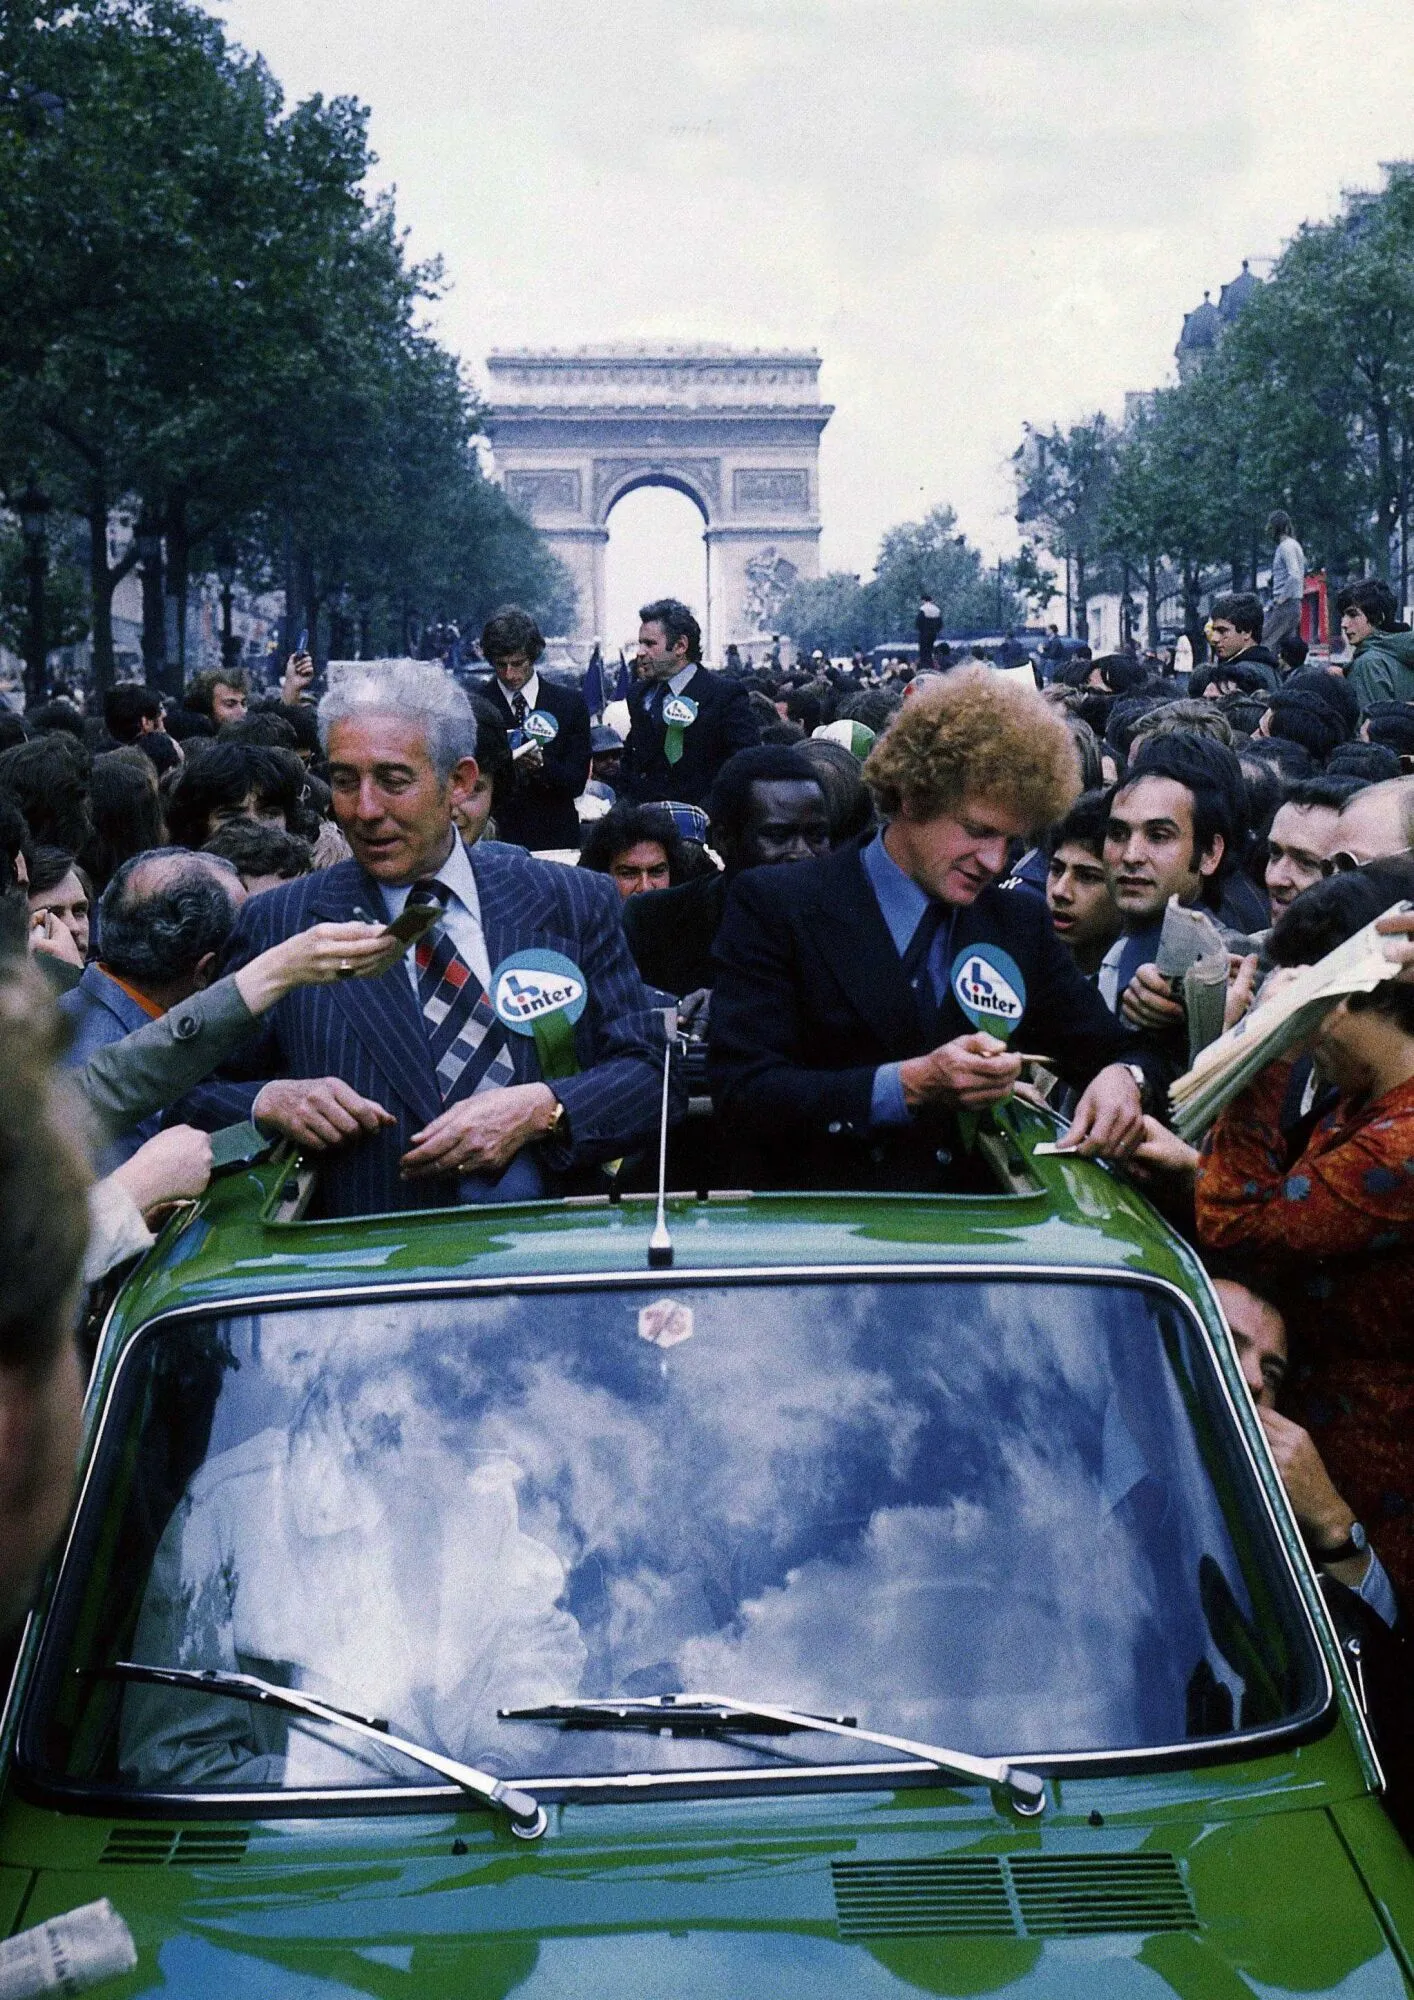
left=667, top=663, right=696, bottom=697
left=381, top=832, right=479, bottom=918
left=499, top=671, right=539, bottom=711
left=860, top=828, right=933, bottom=957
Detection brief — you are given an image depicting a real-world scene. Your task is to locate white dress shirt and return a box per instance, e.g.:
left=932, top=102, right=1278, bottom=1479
left=497, top=670, right=540, bottom=720
left=380, top=835, right=491, bottom=996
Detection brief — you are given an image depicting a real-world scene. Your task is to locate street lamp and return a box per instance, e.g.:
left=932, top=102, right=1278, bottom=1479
left=215, top=540, right=238, bottom=673
left=16, top=476, right=51, bottom=712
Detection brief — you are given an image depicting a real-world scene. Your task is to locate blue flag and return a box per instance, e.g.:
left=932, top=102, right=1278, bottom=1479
left=583, top=650, right=606, bottom=719
left=614, top=653, right=634, bottom=702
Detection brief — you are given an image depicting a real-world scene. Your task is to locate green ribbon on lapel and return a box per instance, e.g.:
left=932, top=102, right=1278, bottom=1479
left=490, top=949, right=588, bottom=1083
left=661, top=692, right=698, bottom=767
left=530, top=1008, right=580, bottom=1080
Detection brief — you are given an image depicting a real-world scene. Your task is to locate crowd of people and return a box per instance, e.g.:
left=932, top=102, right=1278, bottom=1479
left=2, top=572, right=1414, bottom=1807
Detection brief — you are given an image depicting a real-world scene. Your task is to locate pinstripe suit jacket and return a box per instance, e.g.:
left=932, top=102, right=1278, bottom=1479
left=183, top=840, right=673, bottom=1218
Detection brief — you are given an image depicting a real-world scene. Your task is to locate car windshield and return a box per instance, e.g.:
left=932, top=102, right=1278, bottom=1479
left=28, top=1277, right=1323, bottom=1800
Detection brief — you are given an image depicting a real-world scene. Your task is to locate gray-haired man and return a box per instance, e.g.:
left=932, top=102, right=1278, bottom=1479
left=186, top=661, right=674, bottom=1218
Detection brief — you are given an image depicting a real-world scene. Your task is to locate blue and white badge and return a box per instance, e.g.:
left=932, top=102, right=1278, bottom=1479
left=524, top=709, right=559, bottom=744
left=661, top=693, right=698, bottom=728
left=491, top=949, right=588, bottom=1035
left=950, top=945, right=1027, bottom=1031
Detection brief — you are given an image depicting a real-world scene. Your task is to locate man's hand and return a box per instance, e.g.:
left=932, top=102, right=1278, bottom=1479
left=234, top=921, right=407, bottom=1013
left=1120, top=963, right=1185, bottom=1031
left=29, top=910, right=82, bottom=968
left=1258, top=1407, right=1366, bottom=1573
left=280, top=651, right=315, bottom=706
left=111, top=1125, right=213, bottom=1218
left=1378, top=908, right=1414, bottom=984
left=1224, top=953, right=1259, bottom=1031
left=677, top=988, right=711, bottom=1039
left=401, top=1082, right=558, bottom=1180
left=1056, top=1063, right=1144, bottom=1159
left=1130, top=1114, right=1200, bottom=1177
left=899, top=1032, right=1022, bottom=1112
left=253, top=1078, right=395, bottom=1150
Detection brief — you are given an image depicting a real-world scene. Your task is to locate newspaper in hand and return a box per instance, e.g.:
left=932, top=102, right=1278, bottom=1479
left=0, top=1899, right=137, bottom=1998
left=1168, top=901, right=1412, bottom=1142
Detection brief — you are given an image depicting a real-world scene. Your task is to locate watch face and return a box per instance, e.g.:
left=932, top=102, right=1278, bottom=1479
left=1351, top=1521, right=1369, bottom=1554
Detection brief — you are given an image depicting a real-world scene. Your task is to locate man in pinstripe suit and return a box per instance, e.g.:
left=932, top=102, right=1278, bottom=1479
left=193, top=661, right=672, bottom=1218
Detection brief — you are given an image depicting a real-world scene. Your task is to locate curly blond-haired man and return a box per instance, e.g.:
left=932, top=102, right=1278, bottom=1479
left=708, top=668, right=1161, bottom=1190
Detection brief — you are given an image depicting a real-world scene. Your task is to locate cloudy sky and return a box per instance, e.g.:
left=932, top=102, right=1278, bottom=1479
left=222, top=0, right=1414, bottom=631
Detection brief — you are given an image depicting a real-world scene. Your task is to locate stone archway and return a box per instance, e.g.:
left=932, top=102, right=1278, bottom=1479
left=483, top=345, right=833, bottom=663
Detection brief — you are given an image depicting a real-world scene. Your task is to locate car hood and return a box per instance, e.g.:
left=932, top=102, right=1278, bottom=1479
left=10, top=1798, right=1413, bottom=1998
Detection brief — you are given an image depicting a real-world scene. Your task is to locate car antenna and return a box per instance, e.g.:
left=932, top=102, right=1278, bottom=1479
left=648, top=1029, right=674, bottom=1269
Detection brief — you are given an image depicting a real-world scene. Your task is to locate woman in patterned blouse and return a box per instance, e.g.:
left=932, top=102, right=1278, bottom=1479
left=1196, top=861, right=1414, bottom=1595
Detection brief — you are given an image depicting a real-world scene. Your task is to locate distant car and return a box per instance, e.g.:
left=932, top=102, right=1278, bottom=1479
left=1, top=1102, right=1411, bottom=1995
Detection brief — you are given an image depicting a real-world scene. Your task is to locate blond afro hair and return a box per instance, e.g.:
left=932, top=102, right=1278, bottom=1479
left=863, top=667, right=1081, bottom=832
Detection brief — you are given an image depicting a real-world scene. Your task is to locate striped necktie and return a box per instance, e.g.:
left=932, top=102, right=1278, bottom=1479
left=410, top=880, right=515, bottom=1102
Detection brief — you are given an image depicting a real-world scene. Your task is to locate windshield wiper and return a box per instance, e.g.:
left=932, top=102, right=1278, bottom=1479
left=92, top=1662, right=548, bottom=1839
left=499, top=1691, right=1045, bottom=1815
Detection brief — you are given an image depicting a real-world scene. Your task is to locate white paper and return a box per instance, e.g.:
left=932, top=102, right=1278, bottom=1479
left=0, top=1899, right=137, bottom=1998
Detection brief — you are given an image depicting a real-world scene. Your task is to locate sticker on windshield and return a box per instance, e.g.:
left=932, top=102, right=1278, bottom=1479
left=523, top=709, right=559, bottom=744
left=639, top=1298, right=694, bottom=1347
left=661, top=693, right=698, bottom=728
left=492, top=950, right=588, bottom=1034
left=950, top=945, right=1027, bottom=1032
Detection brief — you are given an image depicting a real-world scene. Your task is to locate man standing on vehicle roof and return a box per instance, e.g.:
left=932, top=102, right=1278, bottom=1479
left=709, top=668, right=1164, bottom=1192
left=620, top=599, right=760, bottom=808
left=185, top=661, right=673, bottom=1218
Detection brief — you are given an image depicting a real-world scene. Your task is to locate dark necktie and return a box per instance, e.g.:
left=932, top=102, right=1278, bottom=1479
left=901, top=902, right=950, bottom=1040
left=511, top=692, right=528, bottom=726
left=409, top=879, right=514, bottom=1101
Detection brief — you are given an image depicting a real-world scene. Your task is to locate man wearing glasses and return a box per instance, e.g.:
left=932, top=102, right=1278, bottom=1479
left=1327, top=776, right=1414, bottom=874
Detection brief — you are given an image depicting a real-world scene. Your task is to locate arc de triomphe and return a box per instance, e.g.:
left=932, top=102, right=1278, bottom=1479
left=483, top=345, right=833, bottom=662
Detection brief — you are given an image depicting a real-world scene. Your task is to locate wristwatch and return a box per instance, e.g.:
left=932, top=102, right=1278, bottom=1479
left=1315, top=1521, right=1369, bottom=1564
left=1120, top=1062, right=1150, bottom=1109
left=545, top=1098, right=569, bottom=1139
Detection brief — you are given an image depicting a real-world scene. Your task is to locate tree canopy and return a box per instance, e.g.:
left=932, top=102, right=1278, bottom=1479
left=0, top=0, right=571, bottom=692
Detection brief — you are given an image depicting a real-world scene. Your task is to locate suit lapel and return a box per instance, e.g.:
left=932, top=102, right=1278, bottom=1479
left=308, top=862, right=442, bottom=1126
left=806, top=843, right=932, bottom=1054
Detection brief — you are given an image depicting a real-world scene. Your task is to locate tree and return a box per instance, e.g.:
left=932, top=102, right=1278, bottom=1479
left=1006, top=542, right=1058, bottom=621
left=1013, top=416, right=1118, bottom=642
left=774, top=572, right=873, bottom=657
left=868, top=504, right=1022, bottom=640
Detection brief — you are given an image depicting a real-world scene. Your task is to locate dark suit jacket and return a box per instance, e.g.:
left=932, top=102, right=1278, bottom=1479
left=621, top=666, right=760, bottom=807
left=622, top=871, right=727, bottom=997
left=493, top=677, right=592, bottom=851
left=182, top=840, right=675, bottom=1217
left=707, top=839, right=1166, bottom=1191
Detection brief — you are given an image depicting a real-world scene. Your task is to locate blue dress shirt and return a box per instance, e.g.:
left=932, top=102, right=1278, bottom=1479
left=859, top=832, right=955, bottom=1129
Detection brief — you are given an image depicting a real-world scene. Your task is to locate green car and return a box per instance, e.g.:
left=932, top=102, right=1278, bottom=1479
left=0, top=1102, right=1411, bottom=1997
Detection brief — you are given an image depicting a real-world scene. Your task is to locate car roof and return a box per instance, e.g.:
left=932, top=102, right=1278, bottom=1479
left=107, top=1104, right=1215, bottom=1340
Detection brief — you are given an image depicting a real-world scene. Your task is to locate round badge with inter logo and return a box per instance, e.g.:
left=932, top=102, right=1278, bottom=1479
left=661, top=693, right=698, bottom=729
left=523, top=709, right=559, bottom=744
left=950, top=945, right=1027, bottom=1033
left=491, top=948, right=588, bottom=1081
left=492, top=949, right=587, bottom=1034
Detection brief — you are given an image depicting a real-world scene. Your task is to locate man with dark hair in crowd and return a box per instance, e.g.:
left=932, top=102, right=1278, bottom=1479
left=710, top=670, right=1161, bottom=1191
left=203, top=819, right=314, bottom=896
left=58, top=850, right=246, bottom=1164
left=0, top=734, right=92, bottom=855
left=103, top=684, right=163, bottom=746
left=1045, top=791, right=1122, bottom=976
left=1339, top=578, right=1414, bottom=709
left=1264, top=511, right=1307, bottom=655
left=479, top=606, right=591, bottom=851
left=1201, top=592, right=1281, bottom=691
left=621, top=598, right=760, bottom=807
left=1264, top=776, right=1363, bottom=919
left=182, top=667, right=250, bottom=727
left=164, top=743, right=304, bottom=851
left=795, top=737, right=875, bottom=846
left=578, top=802, right=686, bottom=902
left=1363, top=702, right=1414, bottom=767
left=624, top=746, right=829, bottom=1007
left=1099, top=733, right=1261, bottom=1033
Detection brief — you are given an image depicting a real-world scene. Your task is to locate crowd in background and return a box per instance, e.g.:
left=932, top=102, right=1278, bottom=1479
left=1, top=562, right=1413, bottom=1819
